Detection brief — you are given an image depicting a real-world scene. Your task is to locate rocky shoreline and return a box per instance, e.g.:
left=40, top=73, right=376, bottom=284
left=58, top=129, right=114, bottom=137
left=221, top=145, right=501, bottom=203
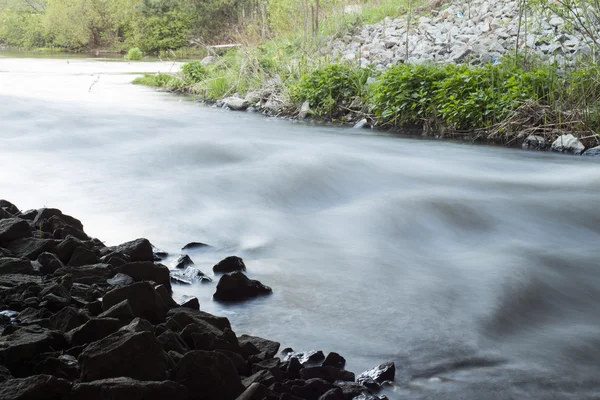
left=0, top=200, right=393, bottom=400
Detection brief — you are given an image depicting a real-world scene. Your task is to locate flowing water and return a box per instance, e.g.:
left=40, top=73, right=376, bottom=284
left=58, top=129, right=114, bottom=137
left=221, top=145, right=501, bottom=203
left=1, top=54, right=600, bottom=399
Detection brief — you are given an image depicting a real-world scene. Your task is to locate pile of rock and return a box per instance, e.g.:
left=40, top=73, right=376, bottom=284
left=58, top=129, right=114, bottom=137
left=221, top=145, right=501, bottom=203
left=0, top=200, right=393, bottom=400
left=329, top=0, right=596, bottom=70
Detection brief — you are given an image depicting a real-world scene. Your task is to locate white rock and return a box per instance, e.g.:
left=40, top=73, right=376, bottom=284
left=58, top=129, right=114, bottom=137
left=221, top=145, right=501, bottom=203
left=549, top=16, right=564, bottom=26
left=551, top=134, right=585, bottom=154
left=201, top=56, right=216, bottom=66
left=353, top=119, right=369, bottom=129
left=298, top=101, right=310, bottom=119
left=222, top=97, right=248, bottom=111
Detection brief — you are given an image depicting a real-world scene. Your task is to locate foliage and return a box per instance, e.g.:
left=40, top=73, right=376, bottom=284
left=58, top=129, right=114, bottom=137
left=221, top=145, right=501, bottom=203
left=291, top=63, right=372, bottom=116
left=181, top=60, right=207, bottom=82
left=129, top=9, right=191, bottom=53
left=124, top=47, right=143, bottom=60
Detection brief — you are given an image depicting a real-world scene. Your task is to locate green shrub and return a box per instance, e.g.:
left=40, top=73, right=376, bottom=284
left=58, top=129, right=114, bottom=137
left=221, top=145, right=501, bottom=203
left=132, top=73, right=186, bottom=90
left=291, top=64, right=372, bottom=116
left=181, top=61, right=207, bottom=83
left=124, top=47, right=143, bottom=60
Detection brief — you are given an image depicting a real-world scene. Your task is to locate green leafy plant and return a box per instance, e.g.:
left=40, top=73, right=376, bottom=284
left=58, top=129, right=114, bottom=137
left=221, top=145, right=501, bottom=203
left=181, top=61, right=207, bottom=83
left=124, top=47, right=143, bottom=60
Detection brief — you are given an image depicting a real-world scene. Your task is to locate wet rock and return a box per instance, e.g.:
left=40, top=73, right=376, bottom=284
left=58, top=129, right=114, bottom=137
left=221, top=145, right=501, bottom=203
left=68, top=246, right=99, bottom=267
left=107, top=273, right=134, bottom=287
left=181, top=242, right=211, bottom=251
left=214, top=271, right=272, bottom=302
left=583, top=145, right=600, bottom=156
left=323, top=352, right=346, bottom=369
left=155, top=283, right=178, bottom=307
left=551, top=134, right=585, bottom=154
left=0, top=218, right=33, bottom=244
left=236, top=382, right=276, bottom=400
left=0, top=257, right=34, bottom=274
left=285, top=356, right=304, bottom=379
left=332, top=381, right=371, bottom=399
left=37, top=252, right=64, bottom=275
left=173, top=350, right=245, bottom=400
left=71, top=377, right=188, bottom=400
left=171, top=266, right=212, bottom=285
left=114, top=238, right=154, bottom=262
left=179, top=296, right=200, bottom=310
left=119, top=317, right=155, bottom=333
left=318, top=387, right=344, bottom=400
left=67, top=317, right=123, bottom=347
left=167, top=307, right=232, bottom=332
left=0, top=374, right=71, bottom=400
left=118, top=262, right=172, bottom=291
left=54, top=263, right=115, bottom=285
left=213, top=256, right=247, bottom=273
left=0, top=325, right=66, bottom=374
left=522, top=134, right=548, bottom=151
left=98, top=299, right=134, bottom=320
left=223, top=96, right=250, bottom=111
left=102, top=282, right=168, bottom=324
left=173, top=254, right=194, bottom=269
left=238, top=334, right=280, bottom=358
left=357, top=362, right=395, bottom=384
left=79, top=330, right=169, bottom=381
left=157, top=330, right=190, bottom=354
left=300, top=366, right=355, bottom=383
left=242, top=369, right=279, bottom=387
left=216, top=349, right=250, bottom=376
left=49, top=306, right=90, bottom=332
left=3, top=238, right=58, bottom=260
left=291, top=378, right=336, bottom=399
left=287, top=350, right=326, bottom=365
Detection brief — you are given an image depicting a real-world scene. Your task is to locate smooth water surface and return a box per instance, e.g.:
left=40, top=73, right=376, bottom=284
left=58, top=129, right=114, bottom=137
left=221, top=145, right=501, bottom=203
left=1, top=55, right=600, bottom=399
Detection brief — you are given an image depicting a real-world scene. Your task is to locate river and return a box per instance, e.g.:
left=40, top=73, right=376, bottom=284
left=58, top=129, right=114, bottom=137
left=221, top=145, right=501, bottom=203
left=1, top=54, right=600, bottom=399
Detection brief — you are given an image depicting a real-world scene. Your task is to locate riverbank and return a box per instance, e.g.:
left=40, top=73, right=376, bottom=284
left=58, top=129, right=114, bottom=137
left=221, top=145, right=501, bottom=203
left=0, top=200, right=394, bottom=399
left=131, top=0, right=600, bottom=155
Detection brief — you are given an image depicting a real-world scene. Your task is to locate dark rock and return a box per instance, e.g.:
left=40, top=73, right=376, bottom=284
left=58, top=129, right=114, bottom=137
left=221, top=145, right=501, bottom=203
left=179, top=296, right=200, bottom=310
left=33, top=208, right=84, bottom=232
left=98, top=299, right=134, bottom=320
left=54, top=263, right=115, bottom=285
left=155, top=284, right=178, bottom=307
left=168, top=350, right=184, bottom=364
left=0, top=218, right=33, bottom=244
left=173, top=350, right=244, bottom=400
left=323, top=352, right=346, bottom=369
left=54, top=236, right=86, bottom=264
left=37, top=252, right=64, bottom=275
left=300, top=366, right=355, bottom=383
left=356, top=376, right=380, bottom=392
left=214, top=272, right=272, bottom=302
left=286, top=356, right=304, bottom=379
left=0, top=200, right=20, bottom=215
left=357, top=362, right=395, bottom=384
left=0, top=325, right=66, bottom=375
left=157, top=330, right=190, bottom=354
left=3, top=238, right=58, bottom=260
left=71, top=377, right=188, bottom=400
left=332, top=381, right=370, bottom=399
left=181, top=242, right=211, bottom=251
left=67, top=318, right=122, bottom=347
left=0, top=364, right=12, bottom=382
left=79, top=330, right=169, bottom=382
left=291, top=378, right=336, bottom=400
left=100, top=254, right=128, bottom=267
left=174, top=254, right=194, bottom=269
left=319, top=388, right=344, bottom=400
left=118, top=261, right=172, bottom=291
left=179, top=323, right=233, bottom=352
left=0, top=257, right=34, bottom=274
left=102, top=282, right=167, bottom=324
left=280, top=394, right=305, bottom=400
left=153, top=246, right=169, bottom=261
left=171, top=266, right=212, bottom=285
left=167, top=307, right=231, bottom=332
left=583, top=145, right=600, bottom=156
left=107, top=273, right=134, bottom=287
left=119, top=317, right=155, bottom=333
left=0, top=374, right=71, bottom=400
left=70, top=282, right=102, bottom=301
left=286, top=350, right=325, bottom=365
left=236, top=382, right=275, bottom=400
left=114, top=238, right=154, bottom=262
left=215, top=349, right=250, bottom=376
left=33, top=355, right=79, bottom=380
left=213, top=256, right=246, bottom=274
left=238, top=334, right=280, bottom=358
left=49, top=307, right=90, bottom=332
left=55, top=224, right=89, bottom=241
left=68, top=246, right=99, bottom=267
left=18, top=209, right=38, bottom=221
left=251, top=357, right=281, bottom=374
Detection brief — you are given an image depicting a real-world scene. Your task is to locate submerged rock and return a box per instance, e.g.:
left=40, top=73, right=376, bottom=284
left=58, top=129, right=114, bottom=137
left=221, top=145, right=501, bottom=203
left=357, top=361, right=396, bottom=384
left=181, top=242, right=211, bottom=251
left=173, top=254, right=194, bottom=269
left=213, top=271, right=272, bottom=302
left=170, top=266, right=212, bottom=285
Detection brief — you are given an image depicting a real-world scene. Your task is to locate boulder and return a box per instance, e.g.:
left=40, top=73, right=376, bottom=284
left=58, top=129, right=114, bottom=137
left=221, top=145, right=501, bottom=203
left=179, top=296, right=200, bottom=310
left=551, top=134, right=585, bottom=154
left=213, top=256, right=247, bottom=274
left=107, top=273, right=134, bottom=288
left=37, top=252, right=64, bottom=275
left=102, top=282, right=168, bottom=324
left=173, top=350, right=244, bottom=400
left=357, top=362, right=395, bottom=384
left=181, top=242, right=211, bottom=251
left=299, top=366, right=355, bottom=383
left=0, top=375, right=71, bottom=400
left=215, top=349, right=250, bottom=376
left=67, top=318, right=123, bottom=346
left=54, top=236, right=86, bottom=263
left=119, top=317, right=155, bottom=333
left=33, top=208, right=84, bottom=232
left=171, top=266, right=212, bottom=285
left=323, top=352, right=346, bottom=369
left=583, top=145, right=600, bottom=156
left=157, top=330, right=190, bottom=354
left=71, top=377, right=188, bottom=400
left=49, top=307, right=90, bottom=332
left=113, top=238, right=154, bottom=262
left=318, top=388, right=344, bottom=400
left=54, top=263, right=115, bottom=285
left=332, top=381, right=370, bottom=399
left=78, top=330, right=170, bottom=382
left=173, top=254, right=194, bottom=269
left=286, top=350, right=325, bottom=365
left=167, top=307, right=231, bottom=332
left=118, top=262, right=172, bottom=291
left=3, top=237, right=58, bottom=260
left=238, top=334, right=280, bottom=358
left=68, top=246, right=99, bottom=267
left=0, top=257, right=34, bottom=274
left=223, top=97, right=249, bottom=111
left=242, top=369, right=279, bottom=388
left=0, top=364, right=13, bottom=382
left=522, top=134, right=548, bottom=151
left=291, top=378, right=336, bottom=399
left=0, top=200, right=20, bottom=215
left=33, top=355, right=80, bottom=380
left=98, top=299, right=134, bottom=320
left=0, top=218, right=32, bottom=244
left=214, top=272, right=272, bottom=302
left=0, top=325, right=66, bottom=373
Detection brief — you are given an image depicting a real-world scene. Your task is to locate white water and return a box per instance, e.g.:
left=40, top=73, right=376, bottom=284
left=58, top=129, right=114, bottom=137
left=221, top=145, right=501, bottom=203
left=2, top=54, right=600, bottom=399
